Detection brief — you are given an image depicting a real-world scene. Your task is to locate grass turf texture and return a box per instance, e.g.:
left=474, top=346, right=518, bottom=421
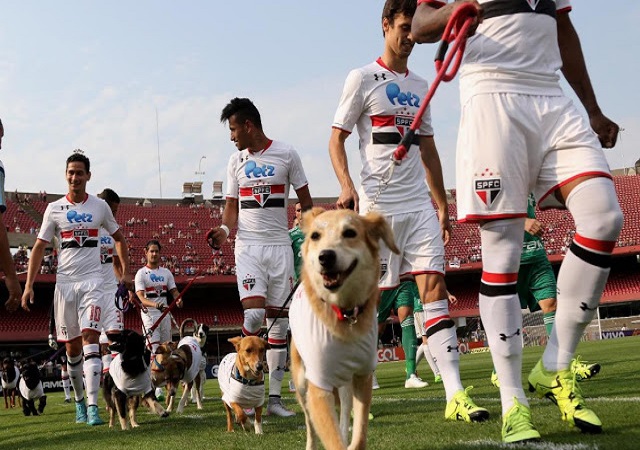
left=1, top=336, right=638, bottom=450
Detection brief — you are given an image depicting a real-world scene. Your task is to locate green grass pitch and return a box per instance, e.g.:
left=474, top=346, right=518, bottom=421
left=1, top=336, right=639, bottom=450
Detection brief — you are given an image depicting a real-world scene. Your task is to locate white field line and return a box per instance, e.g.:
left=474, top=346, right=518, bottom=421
left=463, top=440, right=598, bottom=450
left=371, top=396, right=640, bottom=404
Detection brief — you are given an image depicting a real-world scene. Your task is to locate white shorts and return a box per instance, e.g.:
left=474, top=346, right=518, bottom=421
left=414, top=310, right=426, bottom=339
left=102, top=286, right=124, bottom=334
left=456, top=93, right=612, bottom=222
left=141, top=310, right=172, bottom=346
left=235, top=245, right=294, bottom=308
left=379, top=210, right=445, bottom=289
left=54, top=278, right=104, bottom=342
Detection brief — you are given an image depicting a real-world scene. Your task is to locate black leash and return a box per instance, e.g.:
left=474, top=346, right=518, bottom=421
left=263, top=280, right=300, bottom=337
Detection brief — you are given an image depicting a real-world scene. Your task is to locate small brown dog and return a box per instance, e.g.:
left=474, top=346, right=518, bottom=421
left=152, top=336, right=203, bottom=413
left=218, top=336, right=269, bottom=434
left=290, top=208, right=399, bottom=450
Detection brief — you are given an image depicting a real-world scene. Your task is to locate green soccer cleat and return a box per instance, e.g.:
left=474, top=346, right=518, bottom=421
left=502, top=398, right=541, bottom=443
left=571, top=356, right=601, bottom=381
left=528, top=359, right=602, bottom=434
left=87, top=404, right=105, bottom=426
left=75, top=400, right=87, bottom=423
left=490, top=370, right=500, bottom=388
left=434, top=374, right=442, bottom=384
left=445, top=386, right=490, bottom=423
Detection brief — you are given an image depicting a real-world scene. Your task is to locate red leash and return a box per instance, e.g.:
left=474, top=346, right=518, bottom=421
left=145, top=273, right=202, bottom=338
left=392, top=3, right=477, bottom=162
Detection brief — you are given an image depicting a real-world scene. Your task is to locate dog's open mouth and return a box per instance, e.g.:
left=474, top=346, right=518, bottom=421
left=321, top=260, right=358, bottom=291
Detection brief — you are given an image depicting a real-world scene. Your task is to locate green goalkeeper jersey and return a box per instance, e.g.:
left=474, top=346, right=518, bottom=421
left=521, top=194, right=548, bottom=265
left=289, top=226, right=305, bottom=282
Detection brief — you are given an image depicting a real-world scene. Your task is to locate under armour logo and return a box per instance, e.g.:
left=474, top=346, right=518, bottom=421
left=374, top=73, right=386, bottom=81
left=446, top=345, right=459, bottom=353
left=93, top=371, right=100, bottom=377
left=499, top=329, right=521, bottom=341
left=579, top=302, right=597, bottom=312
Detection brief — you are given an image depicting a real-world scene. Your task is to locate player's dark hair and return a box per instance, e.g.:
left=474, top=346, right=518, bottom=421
left=97, top=188, right=121, bottom=205
left=66, top=152, right=90, bottom=173
left=220, top=97, right=263, bottom=130
left=382, top=0, right=417, bottom=36
left=145, top=239, right=162, bottom=251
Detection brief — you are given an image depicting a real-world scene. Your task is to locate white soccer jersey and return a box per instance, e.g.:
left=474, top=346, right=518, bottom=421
left=225, top=140, right=308, bottom=246
left=100, top=228, right=118, bottom=287
left=38, top=194, right=119, bottom=283
left=332, top=58, right=435, bottom=215
left=218, top=352, right=265, bottom=409
left=135, top=266, right=176, bottom=322
left=289, top=286, right=378, bottom=391
left=177, top=336, right=202, bottom=384
left=424, top=0, right=572, bottom=98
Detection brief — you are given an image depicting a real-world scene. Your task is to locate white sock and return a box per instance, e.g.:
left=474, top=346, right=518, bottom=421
left=543, top=178, right=622, bottom=371
left=423, top=343, right=440, bottom=377
left=479, top=218, right=528, bottom=415
left=66, top=353, right=85, bottom=402
left=416, top=343, right=425, bottom=365
left=83, top=344, right=102, bottom=406
left=61, top=369, right=71, bottom=399
left=424, top=299, right=462, bottom=402
left=267, top=348, right=287, bottom=398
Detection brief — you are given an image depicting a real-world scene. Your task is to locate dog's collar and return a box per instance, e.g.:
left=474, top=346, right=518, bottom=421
left=231, top=367, right=264, bottom=386
left=151, top=358, right=165, bottom=372
left=330, top=304, right=363, bottom=325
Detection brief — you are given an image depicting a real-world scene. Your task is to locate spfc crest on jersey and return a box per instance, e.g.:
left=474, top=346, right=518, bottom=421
left=252, top=185, right=271, bottom=207
left=242, top=276, right=256, bottom=291
left=525, top=0, right=540, bottom=10
left=73, top=229, right=91, bottom=246
left=474, top=171, right=502, bottom=206
left=379, top=259, right=388, bottom=280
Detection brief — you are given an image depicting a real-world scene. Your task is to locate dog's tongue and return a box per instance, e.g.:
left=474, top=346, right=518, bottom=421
left=322, top=272, right=343, bottom=290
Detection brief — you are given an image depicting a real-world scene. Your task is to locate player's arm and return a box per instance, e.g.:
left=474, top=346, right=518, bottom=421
left=112, top=229, right=133, bottom=290
left=329, top=127, right=359, bottom=211
left=207, top=197, right=238, bottom=249
left=419, top=136, right=451, bottom=245
left=411, top=0, right=483, bottom=44
left=168, top=287, right=182, bottom=308
left=112, top=255, right=124, bottom=280
left=556, top=11, right=618, bottom=148
left=0, top=212, right=21, bottom=312
left=136, top=290, right=160, bottom=311
left=294, top=185, right=313, bottom=215
left=20, top=239, right=48, bottom=312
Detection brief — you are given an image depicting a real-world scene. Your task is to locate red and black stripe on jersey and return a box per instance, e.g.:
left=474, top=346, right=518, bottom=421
left=482, top=0, right=557, bottom=20
left=239, top=184, right=286, bottom=209
left=145, top=286, right=168, bottom=299
left=60, top=229, right=99, bottom=249
left=370, top=115, right=421, bottom=146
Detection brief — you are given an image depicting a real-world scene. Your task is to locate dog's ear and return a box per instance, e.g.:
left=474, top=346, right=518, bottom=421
left=228, top=336, right=243, bottom=350
left=201, top=324, right=210, bottom=334
left=363, top=212, right=400, bottom=254
left=301, top=207, right=326, bottom=235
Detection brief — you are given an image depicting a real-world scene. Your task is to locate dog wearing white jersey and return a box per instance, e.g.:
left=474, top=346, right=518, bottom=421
left=290, top=208, right=399, bottom=450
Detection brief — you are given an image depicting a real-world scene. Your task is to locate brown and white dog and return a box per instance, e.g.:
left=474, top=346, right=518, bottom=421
left=152, top=336, right=203, bottom=413
left=2, top=357, right=20, bottom=409
left=218, top=336, right=269, bottom=434
left=103, top=329, right=169, bottom=430
left=290, top=208, right=399, bottom=450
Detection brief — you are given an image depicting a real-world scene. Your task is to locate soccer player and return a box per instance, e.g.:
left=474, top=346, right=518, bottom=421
left=289, top=202, right=305, bottom=284
left=0, top=118, right=22, bottom=313
left=208, top=97, right=313, bottom=417
left=412, top=1, right=623, bottom=442
left=329, top=0, right=487, bottom=422
left=135, top=239, right=181, bottom=399
left=97, top=188, right=125, bottom=372
left=21, top=151, right=133, bottom=426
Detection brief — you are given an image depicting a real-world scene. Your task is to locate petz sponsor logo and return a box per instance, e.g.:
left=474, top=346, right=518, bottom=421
left=150, top=273, right=165, bottom=282
left=66, top=210, right=93, bottom=223
left=100, top=236, right=113, bottom=245
left=242, top=276, right=256, bottom=291
left=386, top=83, right=421, bottom=108
left=245, top=160, right=275, bottom=179
left=474, top=169, right=502, bottom=206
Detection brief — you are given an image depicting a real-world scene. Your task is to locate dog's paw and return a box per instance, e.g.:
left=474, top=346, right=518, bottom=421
left=161, top=411, right=169, bottom=418
left=131, top=422, right=140, bottom=428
